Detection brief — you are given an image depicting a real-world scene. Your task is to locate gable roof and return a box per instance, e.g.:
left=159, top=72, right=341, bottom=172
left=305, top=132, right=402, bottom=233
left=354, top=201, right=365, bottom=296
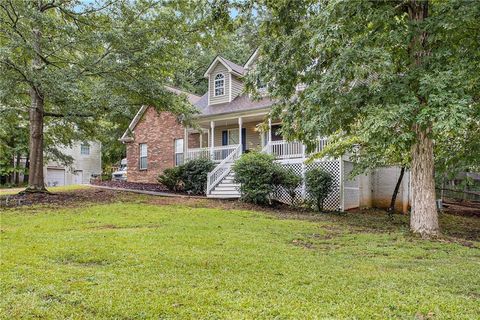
left=203, top=56, right=245, bottom=78
left=119, top=87, right=201, bottom=142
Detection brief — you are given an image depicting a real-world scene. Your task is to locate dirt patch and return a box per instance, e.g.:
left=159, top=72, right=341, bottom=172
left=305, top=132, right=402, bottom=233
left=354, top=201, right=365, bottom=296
left=443, top=199, right=480, bottom=217
left=93, top=224, right=161, bottom=230
left=0, top=188, right=128, bottom=209
left=91, top=180, right=171, bottom=193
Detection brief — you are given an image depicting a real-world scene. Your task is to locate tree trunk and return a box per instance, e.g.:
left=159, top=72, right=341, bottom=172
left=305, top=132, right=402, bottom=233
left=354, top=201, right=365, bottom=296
left=26, top=87, right=46, bottom=192
left=410, top=126, right=439, bottom=236
left=23, top=156, right=30, bottom=184
left=26, top=23, right=47, bottom=192
left=407, top=0, right=439, bottom=236
left=388, top=167, right=405, bottom=213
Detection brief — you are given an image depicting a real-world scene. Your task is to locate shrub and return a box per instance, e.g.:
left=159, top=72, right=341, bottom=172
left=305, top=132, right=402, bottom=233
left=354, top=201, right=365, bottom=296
left=305, top=168, right=334, bottom=211
left=232, top=152, right=277, bottom=205
left=158, top=166, right=184, bottom=191
left=181, top=158, right=215, bottom=195
left=158, top=158, right=215, bottom=195
left=274, top=167, right=302, bottom=205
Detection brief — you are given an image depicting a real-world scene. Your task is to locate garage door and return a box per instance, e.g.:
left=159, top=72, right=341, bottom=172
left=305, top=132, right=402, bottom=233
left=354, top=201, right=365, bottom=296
left=47, top=168, right=65, bottom=187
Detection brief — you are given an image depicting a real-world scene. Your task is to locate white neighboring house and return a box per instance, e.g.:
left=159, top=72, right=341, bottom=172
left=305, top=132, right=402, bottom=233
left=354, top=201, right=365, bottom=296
left=44, top=141, right=102, bottom=187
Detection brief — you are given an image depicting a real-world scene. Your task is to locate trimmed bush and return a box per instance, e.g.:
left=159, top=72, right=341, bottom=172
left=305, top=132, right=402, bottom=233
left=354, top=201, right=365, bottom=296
left=158, top=166, right=183, bottom=191
left=305, top=168, right=334, bottom=211
left=232, top=152, right=277, bottom=205
left=275, top=167, right=302, bottom=205
left=181, top=158, right=215, bottom=195
left=158, top=158, right=214, bottom=195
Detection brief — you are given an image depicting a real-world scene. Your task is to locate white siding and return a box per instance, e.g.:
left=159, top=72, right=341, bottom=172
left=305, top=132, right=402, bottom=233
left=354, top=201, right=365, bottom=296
left=230, top=75, right=244, bottom=100
left=213, top=121, right=262, bottom=151
left=44, top=141, right=102, bottom=185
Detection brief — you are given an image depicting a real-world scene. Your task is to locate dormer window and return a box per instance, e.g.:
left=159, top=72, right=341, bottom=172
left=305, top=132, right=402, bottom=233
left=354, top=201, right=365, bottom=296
left=214, top=73, right=225, bottom=96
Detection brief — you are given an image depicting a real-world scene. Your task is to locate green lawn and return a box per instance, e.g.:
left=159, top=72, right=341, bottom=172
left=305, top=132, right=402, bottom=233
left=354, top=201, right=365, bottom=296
left=0, top=200, right=479, bottom=319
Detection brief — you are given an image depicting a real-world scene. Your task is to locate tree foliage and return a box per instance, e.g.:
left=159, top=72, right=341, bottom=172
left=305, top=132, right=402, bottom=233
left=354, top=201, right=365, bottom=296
left=241, top=0, right=480, bottom=235
left=0, top=0, right=213, bottom=190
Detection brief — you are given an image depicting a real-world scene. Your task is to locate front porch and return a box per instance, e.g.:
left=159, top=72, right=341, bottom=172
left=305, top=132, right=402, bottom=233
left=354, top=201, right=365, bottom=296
left=183, top=114, right=328, bottom=163
left=181, top=114, right=359, bottom=211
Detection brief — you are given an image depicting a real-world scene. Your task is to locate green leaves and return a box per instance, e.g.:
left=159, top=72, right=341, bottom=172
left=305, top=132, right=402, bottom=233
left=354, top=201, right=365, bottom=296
left=246, top=0, right=479, bottom=176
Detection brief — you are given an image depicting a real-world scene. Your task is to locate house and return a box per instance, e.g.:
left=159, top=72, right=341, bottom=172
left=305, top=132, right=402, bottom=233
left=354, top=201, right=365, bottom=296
left=44, top=141, right=102, bottom=187
left=121, top=51, right=410, bottom=212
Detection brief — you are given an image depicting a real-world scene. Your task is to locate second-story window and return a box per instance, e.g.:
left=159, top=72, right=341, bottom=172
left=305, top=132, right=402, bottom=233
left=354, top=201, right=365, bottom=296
left=214, top=73, right=225, bottom=96
left=80, top=143, right=90, bottom=155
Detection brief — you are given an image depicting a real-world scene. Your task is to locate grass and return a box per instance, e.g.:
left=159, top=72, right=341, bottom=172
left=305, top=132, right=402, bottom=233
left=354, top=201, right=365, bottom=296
left=0, top=199, right=479, bottom=319
left=0, top=184, right=89, bottom=196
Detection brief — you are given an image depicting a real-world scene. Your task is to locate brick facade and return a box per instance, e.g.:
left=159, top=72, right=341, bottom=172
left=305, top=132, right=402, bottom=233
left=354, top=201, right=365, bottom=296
left=125, top=107, right=185, bottom=183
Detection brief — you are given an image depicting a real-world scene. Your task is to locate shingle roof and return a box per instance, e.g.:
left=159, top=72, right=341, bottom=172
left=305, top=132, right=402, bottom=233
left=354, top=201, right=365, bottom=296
left=165, top=86, right=201, bottom=104
left=219, top=57, right=245, bottom=76
left=194, top=94, right=274, bottom=117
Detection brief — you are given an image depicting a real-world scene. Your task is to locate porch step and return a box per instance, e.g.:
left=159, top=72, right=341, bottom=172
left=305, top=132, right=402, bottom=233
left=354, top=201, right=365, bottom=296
left=207, top=173, right=240, bottom=198
left=214, top=184, right=240, bottom=191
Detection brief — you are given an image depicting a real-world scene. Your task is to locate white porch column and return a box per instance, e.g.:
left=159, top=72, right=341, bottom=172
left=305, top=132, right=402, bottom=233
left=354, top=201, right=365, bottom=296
left=199, top=130, right=203, bottom=148
left=238, top=116, right=243, bottom=155
left=210, top=121, right=215, bottom=160
left=268, top=118, right=272, bottom=142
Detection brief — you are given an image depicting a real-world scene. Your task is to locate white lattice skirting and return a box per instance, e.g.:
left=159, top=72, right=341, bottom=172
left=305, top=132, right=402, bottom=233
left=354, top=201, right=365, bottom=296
left=272, top=158, right=360, bottom=211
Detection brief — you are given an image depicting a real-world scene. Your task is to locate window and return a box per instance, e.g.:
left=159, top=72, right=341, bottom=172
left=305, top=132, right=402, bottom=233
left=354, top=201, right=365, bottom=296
left=139, top=143, right=147, bottom=170
left=214, top=73, right=225, bottom=96
left=80, top=143, right=90, bottom=155
left=174, top=138, right=184, bottom=166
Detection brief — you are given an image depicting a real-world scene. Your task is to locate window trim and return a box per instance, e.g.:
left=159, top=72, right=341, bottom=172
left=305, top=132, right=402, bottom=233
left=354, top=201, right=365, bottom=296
left=214, top=73, right=225, bottom=97
left=139, top=143, right=148, bottom=170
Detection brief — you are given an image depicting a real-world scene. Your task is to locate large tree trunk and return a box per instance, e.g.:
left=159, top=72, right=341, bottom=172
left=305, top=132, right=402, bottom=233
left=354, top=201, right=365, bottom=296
left=410, top=126, right=439, bottom=236
left=26, top=23, right=47, bottom=192
left=407, top=0, right=439, bottom=236
left=26, top=87, right=46, bottom=192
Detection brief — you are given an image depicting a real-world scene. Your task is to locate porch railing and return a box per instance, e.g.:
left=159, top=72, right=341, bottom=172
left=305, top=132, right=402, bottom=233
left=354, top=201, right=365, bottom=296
left=185, top=147, right=210, bottom=162
left=186, top=145, right=239, bottom=163
left=206, top=144, right=242, bottom=194
left=262, top=138, right=329, bottom=159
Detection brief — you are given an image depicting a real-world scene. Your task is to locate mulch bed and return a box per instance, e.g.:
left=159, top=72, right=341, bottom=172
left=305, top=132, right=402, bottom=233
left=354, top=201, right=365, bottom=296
left=91, top=180, right=170, bottom=193
left=0, top=188, right=125, bottom=208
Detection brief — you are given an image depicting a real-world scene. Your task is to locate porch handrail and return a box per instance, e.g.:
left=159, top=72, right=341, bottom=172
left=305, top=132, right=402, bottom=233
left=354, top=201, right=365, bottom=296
left=261, top=138, right=329, bottom=158
left=206, top=144, right=242, bottom=194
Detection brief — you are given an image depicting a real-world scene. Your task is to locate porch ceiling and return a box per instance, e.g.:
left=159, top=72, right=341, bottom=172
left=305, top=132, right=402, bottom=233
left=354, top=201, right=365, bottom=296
left=195, top=113, right=269, bottom=128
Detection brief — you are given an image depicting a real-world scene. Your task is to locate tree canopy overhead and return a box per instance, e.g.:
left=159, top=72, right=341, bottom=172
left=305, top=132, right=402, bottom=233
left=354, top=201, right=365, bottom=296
left=0, top=0, right=214, bottom=190
left=244, top=0, right=480, bottom=236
